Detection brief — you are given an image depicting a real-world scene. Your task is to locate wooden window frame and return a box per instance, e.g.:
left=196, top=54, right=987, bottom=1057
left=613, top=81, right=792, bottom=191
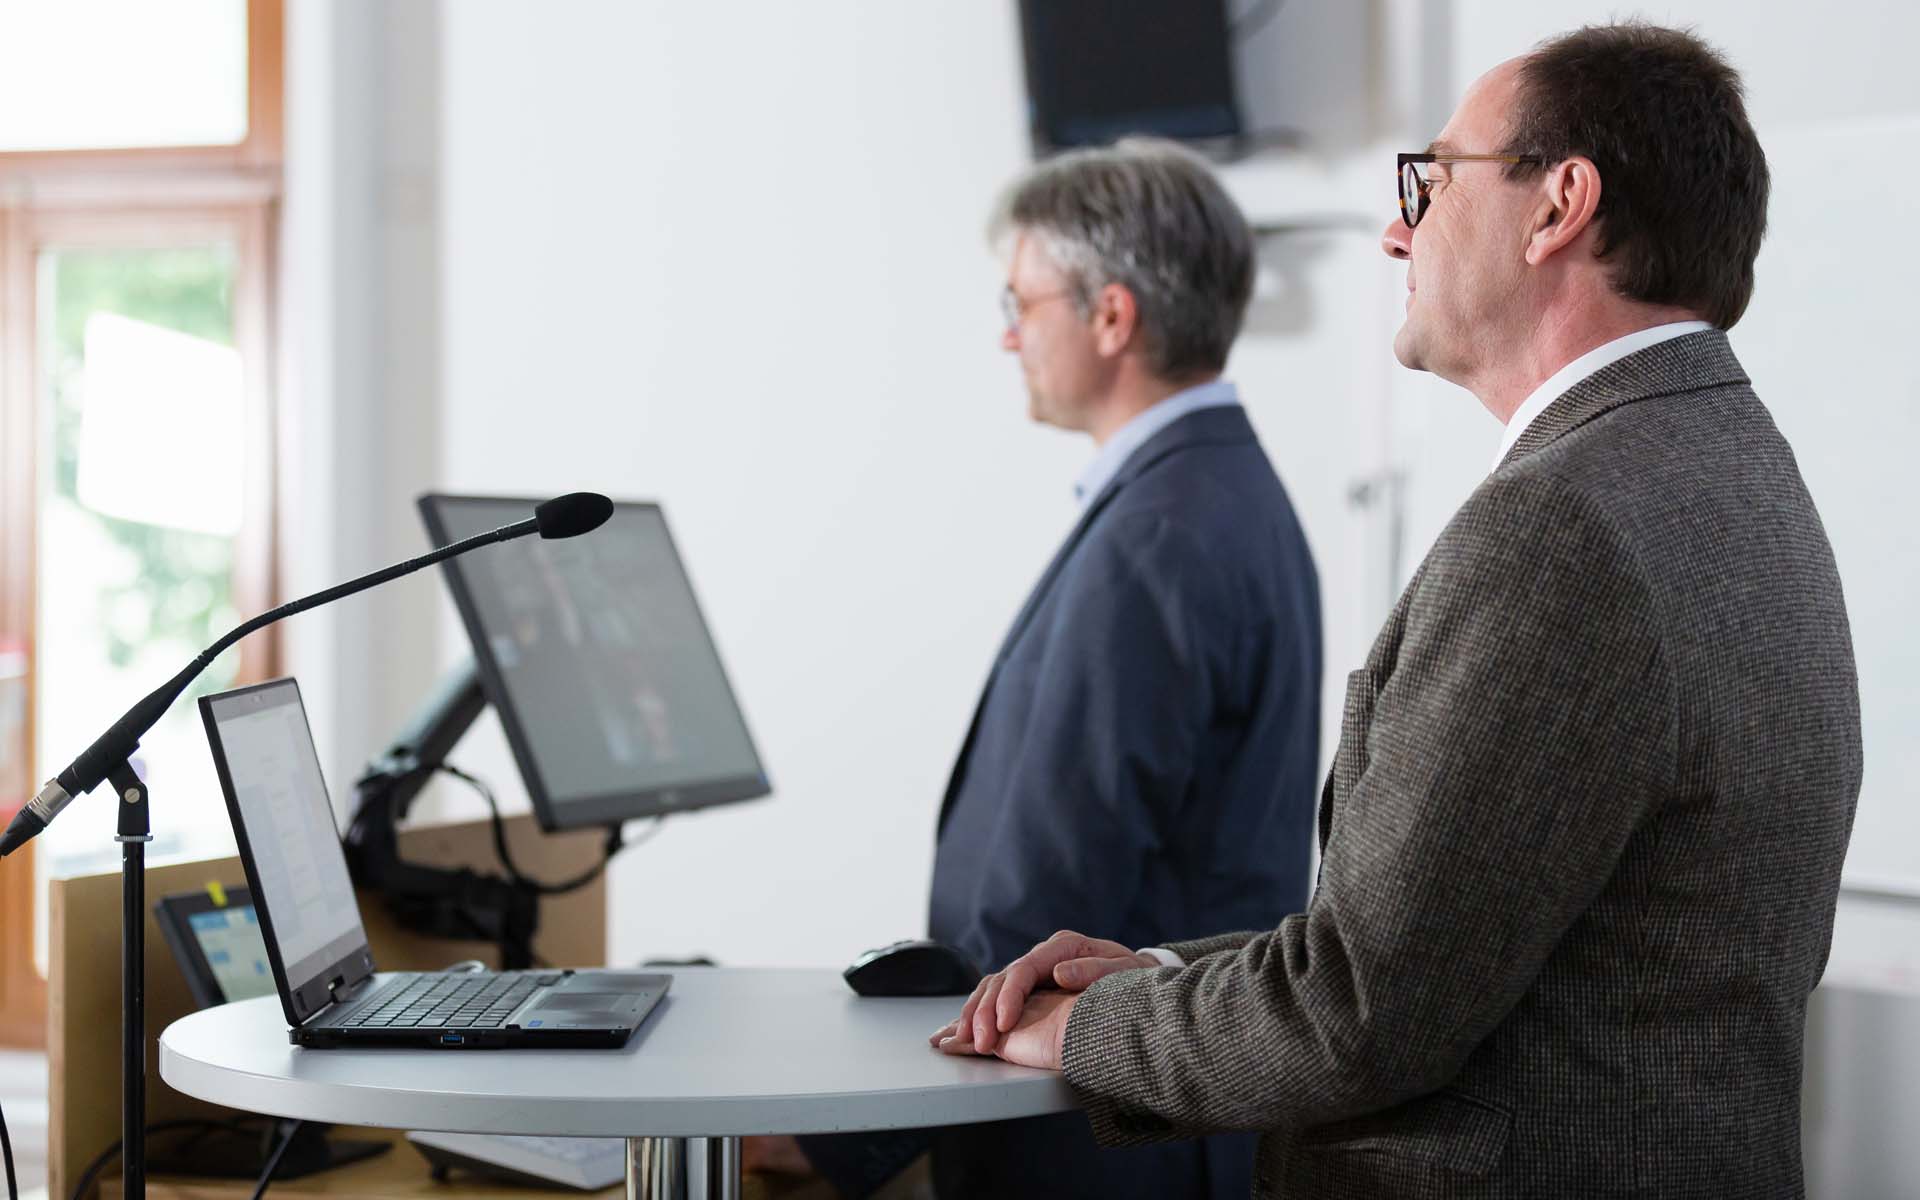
left=0, top=203, right=41, bottom=1049
left=0, top=0, right=282, bottom=1050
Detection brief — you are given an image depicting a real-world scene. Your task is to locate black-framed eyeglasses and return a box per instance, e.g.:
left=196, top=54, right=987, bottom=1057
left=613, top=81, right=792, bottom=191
left=1397, top=152, right=1546, bottom=229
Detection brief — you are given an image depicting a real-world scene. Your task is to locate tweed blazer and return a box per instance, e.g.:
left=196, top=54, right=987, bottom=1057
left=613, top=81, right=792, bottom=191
left=1060, top=331, right=1863, bottom=1198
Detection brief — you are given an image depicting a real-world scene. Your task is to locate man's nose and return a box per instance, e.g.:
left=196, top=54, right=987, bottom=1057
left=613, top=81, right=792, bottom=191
left=1001, top=325, right=1020, bottom=353
left=1381, top=217, right=1412, bottom=260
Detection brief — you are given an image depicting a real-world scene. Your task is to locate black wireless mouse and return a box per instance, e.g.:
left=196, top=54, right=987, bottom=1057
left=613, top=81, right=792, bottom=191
left=843, top=939, right=983, bottom=997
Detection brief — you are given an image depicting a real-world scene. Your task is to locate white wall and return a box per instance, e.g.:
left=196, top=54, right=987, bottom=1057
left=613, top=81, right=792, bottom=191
left=437, top=3, right=1049, bottom=967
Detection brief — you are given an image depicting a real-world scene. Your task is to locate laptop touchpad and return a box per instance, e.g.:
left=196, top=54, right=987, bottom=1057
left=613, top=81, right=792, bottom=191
left=529, top=992, right=642, bottom=1018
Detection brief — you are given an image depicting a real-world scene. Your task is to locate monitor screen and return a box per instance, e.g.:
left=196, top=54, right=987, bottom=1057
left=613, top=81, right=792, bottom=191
left=1019, top=0, right=1241, bottom=151
left=154, top=886, right=277, bottom=1009
left=187, top=905, right=275, bottom=1003
left=202, top=679, right=370, bottom=996
left=418, top=495, right=771, bottom=831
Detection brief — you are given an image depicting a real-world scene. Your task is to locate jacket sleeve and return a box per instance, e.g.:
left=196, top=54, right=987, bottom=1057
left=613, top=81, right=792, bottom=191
left=952, top=510, right=1234, bottom=971
left=1061, top=474, right=1677, bottom=1142
left=1165, top=931, right=1263, bottom=962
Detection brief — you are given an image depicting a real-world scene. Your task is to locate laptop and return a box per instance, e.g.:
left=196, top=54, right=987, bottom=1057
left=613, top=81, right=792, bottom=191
left=201, top=676, right=669, bottom=1049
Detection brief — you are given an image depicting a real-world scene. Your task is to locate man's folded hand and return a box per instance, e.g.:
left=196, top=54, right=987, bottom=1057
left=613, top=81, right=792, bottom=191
left=926, top=930, right=1157, bottom=1060
left=931, top=988, right=1078, bottom=1070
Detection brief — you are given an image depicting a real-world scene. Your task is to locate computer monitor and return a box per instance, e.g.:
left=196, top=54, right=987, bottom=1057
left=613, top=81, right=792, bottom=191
left=152, top=880, right=391, bottom=1179
left=153, top=886, right=276, bottom=1010
left=417, top=494, right=770, bottom=832
left=1018, top=0, right=1242, bottom=152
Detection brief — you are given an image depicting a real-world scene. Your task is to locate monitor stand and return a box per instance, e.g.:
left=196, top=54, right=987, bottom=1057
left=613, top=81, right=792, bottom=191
left=147, top=1119, right=389, bottom=1180
left=342, top=658, right=622, bottom=970
left=341, top=659, right=542, bottom=970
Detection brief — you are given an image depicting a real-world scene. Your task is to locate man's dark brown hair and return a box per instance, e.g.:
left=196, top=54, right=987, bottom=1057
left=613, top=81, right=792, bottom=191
left=1502, top=23, right=1769, bottom=329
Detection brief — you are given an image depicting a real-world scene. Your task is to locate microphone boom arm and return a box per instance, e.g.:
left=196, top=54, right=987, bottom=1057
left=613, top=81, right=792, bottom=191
left=5, top=516, right=541, bottom=853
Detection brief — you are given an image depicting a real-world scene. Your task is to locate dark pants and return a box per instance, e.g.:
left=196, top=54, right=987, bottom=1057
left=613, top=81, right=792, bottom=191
left=801, top=1114, right=1257, bottom=1200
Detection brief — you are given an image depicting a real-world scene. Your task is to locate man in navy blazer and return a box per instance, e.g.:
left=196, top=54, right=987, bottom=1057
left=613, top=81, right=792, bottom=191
left=783, top=139, right=1321, bottom=1199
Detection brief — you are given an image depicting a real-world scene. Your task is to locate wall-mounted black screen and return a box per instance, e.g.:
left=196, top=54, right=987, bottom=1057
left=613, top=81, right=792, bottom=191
left=1019, top=0, right=1242, bottom=152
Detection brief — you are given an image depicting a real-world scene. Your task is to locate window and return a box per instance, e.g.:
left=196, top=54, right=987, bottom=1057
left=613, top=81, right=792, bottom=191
left=0, top=0, right=282, bottom=1048
left=0, top=1, right=250, bottom=152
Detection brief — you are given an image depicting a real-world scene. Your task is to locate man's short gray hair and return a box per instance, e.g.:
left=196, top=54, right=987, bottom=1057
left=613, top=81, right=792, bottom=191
left=990, top=137, right=1255, bottom=379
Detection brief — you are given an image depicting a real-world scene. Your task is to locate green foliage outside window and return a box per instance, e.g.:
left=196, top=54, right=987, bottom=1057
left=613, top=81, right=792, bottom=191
left=45, top=244, right=242, bottom=691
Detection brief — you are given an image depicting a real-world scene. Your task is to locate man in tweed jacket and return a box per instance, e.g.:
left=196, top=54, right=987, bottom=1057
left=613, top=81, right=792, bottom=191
left=932, top=24, right=1862, bottom=1199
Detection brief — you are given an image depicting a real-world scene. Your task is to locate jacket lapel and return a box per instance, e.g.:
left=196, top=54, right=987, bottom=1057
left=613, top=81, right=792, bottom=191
left=1498, top=329, right=1748, bottom=470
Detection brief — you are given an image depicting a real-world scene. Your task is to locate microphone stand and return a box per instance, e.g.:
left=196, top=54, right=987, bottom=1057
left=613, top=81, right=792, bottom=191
left=0, top=492, right=611, bottom=1200
left=112, top=759, right=151, bottom=1200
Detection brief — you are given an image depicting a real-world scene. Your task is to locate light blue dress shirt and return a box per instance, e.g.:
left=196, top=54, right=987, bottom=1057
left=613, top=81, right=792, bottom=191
left=1073, top=378, right=1242, bottom=510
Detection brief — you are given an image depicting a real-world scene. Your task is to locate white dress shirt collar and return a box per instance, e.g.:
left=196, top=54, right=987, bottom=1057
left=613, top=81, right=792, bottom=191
left=1493, top=320, right=1713, bottom=470
left=1074, top=378, right=1240, bottom=509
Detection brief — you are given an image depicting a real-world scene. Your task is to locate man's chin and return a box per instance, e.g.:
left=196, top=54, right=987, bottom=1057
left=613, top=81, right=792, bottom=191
left=1392, top=325, right=1427, bottom=372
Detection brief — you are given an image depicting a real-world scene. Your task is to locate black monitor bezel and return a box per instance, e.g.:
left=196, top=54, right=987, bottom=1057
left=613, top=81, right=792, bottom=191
left=153, top=884, right=261, bottom=1010
left=417, top=493, right=772, bottom=834
left=200, top=677, right=378, bottom=1028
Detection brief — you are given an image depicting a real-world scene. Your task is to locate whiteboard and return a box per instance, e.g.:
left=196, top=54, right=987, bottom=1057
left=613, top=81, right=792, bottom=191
left=1732, top=114, right=1920, bottom=893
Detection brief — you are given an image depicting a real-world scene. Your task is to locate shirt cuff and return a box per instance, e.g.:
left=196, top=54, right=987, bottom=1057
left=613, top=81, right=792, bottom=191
left=1136, top=946, right=1184, bottom=969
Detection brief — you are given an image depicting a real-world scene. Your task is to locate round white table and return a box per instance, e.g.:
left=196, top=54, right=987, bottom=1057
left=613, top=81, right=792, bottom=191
left=160, top=966, right=1077, bottom=1199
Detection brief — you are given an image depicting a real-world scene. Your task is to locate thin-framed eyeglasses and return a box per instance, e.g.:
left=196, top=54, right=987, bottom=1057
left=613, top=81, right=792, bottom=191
left=1000, top=285, right=1074, bottom=331
left=1397, top=152, right=1546, bottom=229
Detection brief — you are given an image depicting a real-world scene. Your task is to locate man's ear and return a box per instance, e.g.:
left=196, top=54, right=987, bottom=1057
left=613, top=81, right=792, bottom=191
left=1525, top=156, right=1601, bottom=266
left=1091, top=283, right=1139, bottom=358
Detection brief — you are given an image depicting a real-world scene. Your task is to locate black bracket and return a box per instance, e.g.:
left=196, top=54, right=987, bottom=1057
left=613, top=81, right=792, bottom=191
left=341, top=660, right=541, bottom=969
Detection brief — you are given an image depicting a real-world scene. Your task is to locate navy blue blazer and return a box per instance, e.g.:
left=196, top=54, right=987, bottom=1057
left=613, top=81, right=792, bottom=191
left=805, top=405, right=1321, bottom=1200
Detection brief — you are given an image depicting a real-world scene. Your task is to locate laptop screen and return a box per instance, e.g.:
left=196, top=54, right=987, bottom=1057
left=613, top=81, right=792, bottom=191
left=202, top=679, right=368, bottom=997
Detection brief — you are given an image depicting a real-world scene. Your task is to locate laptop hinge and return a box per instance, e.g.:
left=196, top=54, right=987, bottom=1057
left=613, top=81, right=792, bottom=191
left=328, top=974, right=376, bottom=1005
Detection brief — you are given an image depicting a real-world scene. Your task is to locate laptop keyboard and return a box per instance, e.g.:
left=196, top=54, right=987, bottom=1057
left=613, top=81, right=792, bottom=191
left=337, top=972, right=558, bottom=1030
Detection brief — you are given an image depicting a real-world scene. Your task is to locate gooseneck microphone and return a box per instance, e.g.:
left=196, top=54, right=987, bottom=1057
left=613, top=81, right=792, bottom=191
left=0, top=490, right=610, bottom=1200
left=0, top=491, right=612, bottom=857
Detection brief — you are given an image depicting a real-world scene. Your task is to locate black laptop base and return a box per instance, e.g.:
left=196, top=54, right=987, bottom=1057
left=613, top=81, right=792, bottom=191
left=295, top=1017, right=643, bottom=1050
left=295, top=1022, right=639, bottom=1050
left=291, top=969, right=670, bottom=1050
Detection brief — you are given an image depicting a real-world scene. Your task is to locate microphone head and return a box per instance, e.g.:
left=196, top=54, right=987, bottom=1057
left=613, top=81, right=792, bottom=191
left=534, top=492, right=614, bottom=540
